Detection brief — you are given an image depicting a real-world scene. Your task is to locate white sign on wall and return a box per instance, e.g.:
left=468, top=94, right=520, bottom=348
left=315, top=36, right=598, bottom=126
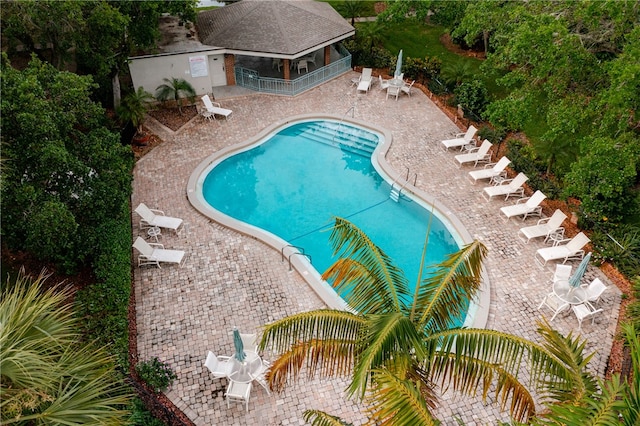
left=189, top=55, right=208, bottom=78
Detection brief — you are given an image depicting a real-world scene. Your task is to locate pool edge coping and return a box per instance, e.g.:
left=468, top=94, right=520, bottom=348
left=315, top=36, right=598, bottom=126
left=186, top=113, right=490, bottom=329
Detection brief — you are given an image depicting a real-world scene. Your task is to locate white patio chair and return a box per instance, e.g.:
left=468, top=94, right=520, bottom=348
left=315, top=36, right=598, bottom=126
left=226, top=380, right=252, bottom=412
left=538, top=292, right=570, bottom=321
left=202, top=94, right=232, bottom=120
left=378, top=75, right=389, bottom=90
left=204, top=351, right=232, bottom=379
left=401, top=80, right=415, bottom=97
left=240, top=333, right=258, bottom=353
left=551, top=264, right=572, bottom=284
left=386, top=84, right=401, bottom=101
left=572, top=302, right=604, bottom=331
left=535, top=232, right=590, bottom=266
left=132, top=236, right=186, bottom=268
left=482, top=172, right=528, bottom=201
left=271, top=58, right=282, bottom=71
left=468, top=156, right=511, bottom=184
left=135, top=203, right=183, bottom=234
left=297, top=59, right=308, bottom=74
left=251, top=360, right=271, bottom=395
left=582, top=278, right=608, bottom=305
left=518, top=209, right=568, bottom=243
left=454, top=139, right=493, bottom=168
left=500, top=190, right=547, bottom=221
left=441, top=125, right=478, bottom=151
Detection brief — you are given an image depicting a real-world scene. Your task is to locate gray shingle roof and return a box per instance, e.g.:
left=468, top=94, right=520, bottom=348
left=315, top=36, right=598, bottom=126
left=196, top=0, right=355, bottom=56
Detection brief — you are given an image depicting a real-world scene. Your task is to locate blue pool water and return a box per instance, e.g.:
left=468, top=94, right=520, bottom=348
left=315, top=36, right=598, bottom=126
left=201, top=120, right=461, bottom=303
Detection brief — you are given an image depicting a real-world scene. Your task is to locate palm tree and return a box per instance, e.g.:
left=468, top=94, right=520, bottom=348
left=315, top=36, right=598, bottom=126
left=260, top=217, right=583, bottom=424
left=154, top=77, right=196, bottom=114
left=0, top=269, right=132, bottom=424
left=339, top=0, right=367, bottom=26
left=116, top=86, right=155, bottom=137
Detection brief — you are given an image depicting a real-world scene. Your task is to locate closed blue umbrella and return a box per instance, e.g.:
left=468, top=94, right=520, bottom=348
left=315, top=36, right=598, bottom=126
left=569, top=252, right=591, bottom=288
left=233, top=327, right=245, bottom=362
left=394, top=49, right=403, bottom=78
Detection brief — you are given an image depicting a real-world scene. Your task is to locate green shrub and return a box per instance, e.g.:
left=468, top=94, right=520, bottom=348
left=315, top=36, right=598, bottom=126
left=454, top=80, right=488, bottom=121
left=403, top=56, right=442, bottom=84
left=590, top=224, right=640, bottom=278
left=136, top=357, right=177, bottom=393
left=129, top=398, right=165, bottom=426
left=344, top=39, right=393, bottom=69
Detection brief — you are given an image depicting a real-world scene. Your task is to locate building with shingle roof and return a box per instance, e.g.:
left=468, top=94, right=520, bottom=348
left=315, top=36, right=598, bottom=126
left=128, top=0, right=354, bottom=97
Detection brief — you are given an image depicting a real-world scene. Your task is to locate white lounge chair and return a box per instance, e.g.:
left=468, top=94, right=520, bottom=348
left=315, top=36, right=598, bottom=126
left=454, top=139, right=493, bottom=168
left=134, top=203, right=183, bottom=234
left=537, top=292, right=570, bottom=321
left=572, top=302, right=603, bottom=331
left=132, top=236, right=186, bottom=268
left=378, top=75, right=389, bottom=90
left=583, top=278, right=608, bottom=305
left=500, top=190, right=546, bottom=221
left=204, top=351, right=232, bottom=379
left=468, top=156, right=511, bottom=184
left=401, top=80, right=415, bottom=97
left=441, top=125, right=478, bottom=151
left=357, top=68, right=373, bottom=93
left=482, top=172, right=528, bottom=201
left=535, top=232, right=590, bottom=266
left=518, top=209, right=567, bottom=243
left=202, top=94, right=232, bottom=120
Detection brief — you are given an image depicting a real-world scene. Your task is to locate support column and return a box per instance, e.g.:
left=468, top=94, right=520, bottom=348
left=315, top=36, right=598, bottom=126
left=283, top=59, right=291, bottom=80
left=224, top=54, right=236, bottom=85
left=324, top=46, right=331, bottom=66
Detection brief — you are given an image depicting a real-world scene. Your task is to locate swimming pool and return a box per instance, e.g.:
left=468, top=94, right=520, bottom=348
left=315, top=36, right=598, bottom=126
left=188, top=114, right=488, bottom=327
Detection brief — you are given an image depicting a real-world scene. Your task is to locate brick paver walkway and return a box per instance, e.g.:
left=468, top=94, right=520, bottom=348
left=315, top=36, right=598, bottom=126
left=134, top=73, right=621, bottom=425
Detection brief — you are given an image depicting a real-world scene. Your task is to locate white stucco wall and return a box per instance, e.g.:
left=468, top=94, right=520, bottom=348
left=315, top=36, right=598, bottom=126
left=128, top=50, right=226, bottom=96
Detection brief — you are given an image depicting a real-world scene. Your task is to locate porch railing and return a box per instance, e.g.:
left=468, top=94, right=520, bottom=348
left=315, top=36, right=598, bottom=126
left=234, top=52, right=352, bottom=96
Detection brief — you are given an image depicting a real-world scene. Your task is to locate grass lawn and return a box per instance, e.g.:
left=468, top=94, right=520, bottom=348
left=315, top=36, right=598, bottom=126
left=358, top=20, right=507, bottom=97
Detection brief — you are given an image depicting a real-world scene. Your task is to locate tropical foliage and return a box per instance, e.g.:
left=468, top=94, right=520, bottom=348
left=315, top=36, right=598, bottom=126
left=260, top=218, right=596, bottom=424
left=155, top=77, right=196, bottom=114
left=116, top=86, right=155, bottom=135
left=0, top=270, right=132, bottom=424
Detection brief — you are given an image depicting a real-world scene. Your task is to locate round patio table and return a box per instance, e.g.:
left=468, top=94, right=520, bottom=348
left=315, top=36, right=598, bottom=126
left=553, top=280, right=587, bottom=305
left=228, top=351, right=263, bottom=384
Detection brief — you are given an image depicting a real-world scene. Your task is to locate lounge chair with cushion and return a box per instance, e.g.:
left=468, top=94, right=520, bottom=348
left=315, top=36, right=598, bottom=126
left=468, top=156, right=511, bottom=184
left=454, top=139, right=493, bottom=168
left=518, top=209, right=567, bottom=243
left=202, top=94, right=232, bottom=120
left=534, top=232, right=590, bottom=266
left=482, top=172, right=528, bottom=201
left=500, top=190, right=546, bottom=221
left=441, top=125, right=478, bottom=151
left=132, top=236, right=186, bottom=268
left=357, top=68, right=373, bottom=93
left=134, top=203, right=183, bottom=234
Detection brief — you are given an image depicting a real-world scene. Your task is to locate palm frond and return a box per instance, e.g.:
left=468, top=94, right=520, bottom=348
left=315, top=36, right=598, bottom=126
left=366, top=368, right=440, bottom=426
left=303, top=409, right=353, bottom=426
left=535, top=375, right=627, bottom=426
left=424, top=327, right=584, bottom=423
left=259, top=310, right=364, bottom=392
left=349, top=313, right=425, bottom=399
left=413, top=240, right=487, bottom=330
left=621, top=323, right=640, bottom=426
left=322, top=217, right=410, bottom=313
left=535, top=320, right=598, bottom=403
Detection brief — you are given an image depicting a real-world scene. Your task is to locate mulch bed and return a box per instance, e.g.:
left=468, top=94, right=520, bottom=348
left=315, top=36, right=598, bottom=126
left=147, top=105, right=198, bottom=132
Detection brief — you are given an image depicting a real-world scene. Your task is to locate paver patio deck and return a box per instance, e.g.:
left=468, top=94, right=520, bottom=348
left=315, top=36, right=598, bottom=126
left=133, top=72, right=622, bottom=425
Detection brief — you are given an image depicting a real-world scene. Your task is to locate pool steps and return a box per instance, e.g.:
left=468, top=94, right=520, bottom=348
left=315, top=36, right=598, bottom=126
left=292, top=121, right=379, bottom=157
